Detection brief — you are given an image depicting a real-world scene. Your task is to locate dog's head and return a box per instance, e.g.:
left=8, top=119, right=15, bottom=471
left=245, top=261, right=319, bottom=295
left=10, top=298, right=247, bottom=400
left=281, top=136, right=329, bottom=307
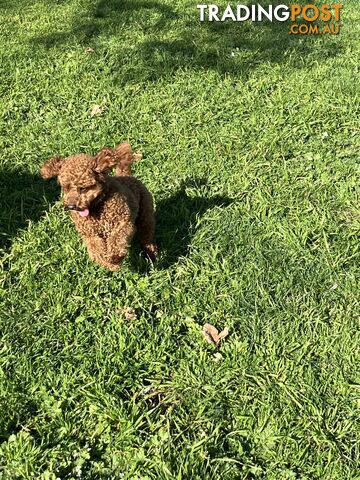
left=40, top=143, right=133, bottom=217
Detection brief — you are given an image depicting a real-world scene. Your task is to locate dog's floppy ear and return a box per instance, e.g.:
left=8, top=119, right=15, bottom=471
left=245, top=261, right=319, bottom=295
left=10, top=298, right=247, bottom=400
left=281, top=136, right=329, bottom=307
left=40, top=156, right=64, bottom=179
left=92, top=148, right=117, bottom=173
left=93, top=143, right=134, bottom=174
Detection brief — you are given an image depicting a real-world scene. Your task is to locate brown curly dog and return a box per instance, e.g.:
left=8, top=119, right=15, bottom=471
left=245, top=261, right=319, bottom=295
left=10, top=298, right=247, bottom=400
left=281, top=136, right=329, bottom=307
left=40, top=143, right=158, bottom=271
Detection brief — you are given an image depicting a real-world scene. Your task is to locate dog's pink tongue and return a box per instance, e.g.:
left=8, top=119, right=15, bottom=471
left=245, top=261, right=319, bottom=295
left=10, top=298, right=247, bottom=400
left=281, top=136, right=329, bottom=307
left=79, top=208, right=89, bottom=217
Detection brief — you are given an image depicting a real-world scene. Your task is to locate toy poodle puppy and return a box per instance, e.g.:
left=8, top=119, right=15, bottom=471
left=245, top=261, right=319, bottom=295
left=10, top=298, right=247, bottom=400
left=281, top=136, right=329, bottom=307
left=40, top=143, right=158, bottom=271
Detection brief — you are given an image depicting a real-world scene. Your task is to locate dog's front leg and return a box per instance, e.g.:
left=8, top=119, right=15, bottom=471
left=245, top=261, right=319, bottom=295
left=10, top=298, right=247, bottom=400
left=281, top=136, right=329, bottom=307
left=104, top=222, right=136, bottom=270
left=83, top=236, right=117, bottom=270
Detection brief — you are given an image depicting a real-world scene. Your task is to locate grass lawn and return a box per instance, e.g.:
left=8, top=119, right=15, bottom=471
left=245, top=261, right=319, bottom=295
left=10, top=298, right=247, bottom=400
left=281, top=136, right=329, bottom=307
left=0, top=0, right=359, bottom=478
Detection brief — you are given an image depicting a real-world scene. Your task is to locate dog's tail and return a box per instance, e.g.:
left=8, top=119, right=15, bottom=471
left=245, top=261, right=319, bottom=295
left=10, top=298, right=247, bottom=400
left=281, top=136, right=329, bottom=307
left=114, top=143, right=142, bottom=177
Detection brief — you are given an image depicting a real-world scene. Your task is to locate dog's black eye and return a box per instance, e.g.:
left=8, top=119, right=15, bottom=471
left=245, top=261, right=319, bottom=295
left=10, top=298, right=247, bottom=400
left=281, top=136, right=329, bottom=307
left=79, top=187, right=88, bottom=194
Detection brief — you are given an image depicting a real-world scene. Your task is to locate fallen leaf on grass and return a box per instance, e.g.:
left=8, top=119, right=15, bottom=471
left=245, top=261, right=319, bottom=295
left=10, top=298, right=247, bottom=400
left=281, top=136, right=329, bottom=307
left=202, top=323, right=229, bottom=345
left=90, top=104, right=106, bottom=117
left=84, top=47, right=94, bottom=53
left=121, top=307, right=137, bottom=321
left=218, top=327, right=229, bottom=340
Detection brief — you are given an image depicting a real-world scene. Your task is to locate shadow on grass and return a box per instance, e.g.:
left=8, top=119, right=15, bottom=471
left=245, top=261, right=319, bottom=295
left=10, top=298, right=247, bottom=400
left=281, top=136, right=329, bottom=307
left=30, top=0, right=343, bottom=84
left=0, top=389, right=38, bottom=441
left=155, top=178, right=232, bottom=267
left=0, top=169, right=59, bottom=253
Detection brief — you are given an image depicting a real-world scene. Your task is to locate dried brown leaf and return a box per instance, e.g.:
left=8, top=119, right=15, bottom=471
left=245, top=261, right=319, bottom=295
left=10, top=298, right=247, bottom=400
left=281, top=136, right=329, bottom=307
left=202, top=323, right=229, bottom=345
left=202, top=323, right=219, bottom=345
left=218, top=327, right=229, bottom=340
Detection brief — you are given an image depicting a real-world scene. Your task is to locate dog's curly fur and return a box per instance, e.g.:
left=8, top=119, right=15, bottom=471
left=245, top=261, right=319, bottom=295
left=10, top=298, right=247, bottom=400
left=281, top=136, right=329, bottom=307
left=41, top=143, right=158, bottom=271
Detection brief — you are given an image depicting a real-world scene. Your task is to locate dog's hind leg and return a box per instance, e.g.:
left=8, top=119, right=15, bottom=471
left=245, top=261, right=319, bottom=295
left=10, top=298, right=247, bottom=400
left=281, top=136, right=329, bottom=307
left=136, top=188, right=158, bottom=261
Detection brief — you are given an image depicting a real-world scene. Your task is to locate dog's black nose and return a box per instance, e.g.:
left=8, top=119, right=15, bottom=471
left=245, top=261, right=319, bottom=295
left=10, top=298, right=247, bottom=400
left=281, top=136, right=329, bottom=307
left=66, top=204, right=77, bottom=211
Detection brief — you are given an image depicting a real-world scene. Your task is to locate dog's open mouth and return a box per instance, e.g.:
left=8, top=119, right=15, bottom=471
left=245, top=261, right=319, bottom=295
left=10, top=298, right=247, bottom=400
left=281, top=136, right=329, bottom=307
left=78, top=208, right=89, bottom=217
left=65, top=205, right=90, bottom=217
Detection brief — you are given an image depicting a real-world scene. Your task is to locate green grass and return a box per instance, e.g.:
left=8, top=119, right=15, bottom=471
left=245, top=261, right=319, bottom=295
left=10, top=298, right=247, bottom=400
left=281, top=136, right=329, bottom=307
left=0, top=0, right=359, bottom=478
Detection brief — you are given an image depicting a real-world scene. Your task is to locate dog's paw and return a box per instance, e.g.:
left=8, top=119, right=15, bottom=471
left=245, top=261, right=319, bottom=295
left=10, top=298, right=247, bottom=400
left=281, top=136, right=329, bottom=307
left=143, top=243, right=158, bottom=262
